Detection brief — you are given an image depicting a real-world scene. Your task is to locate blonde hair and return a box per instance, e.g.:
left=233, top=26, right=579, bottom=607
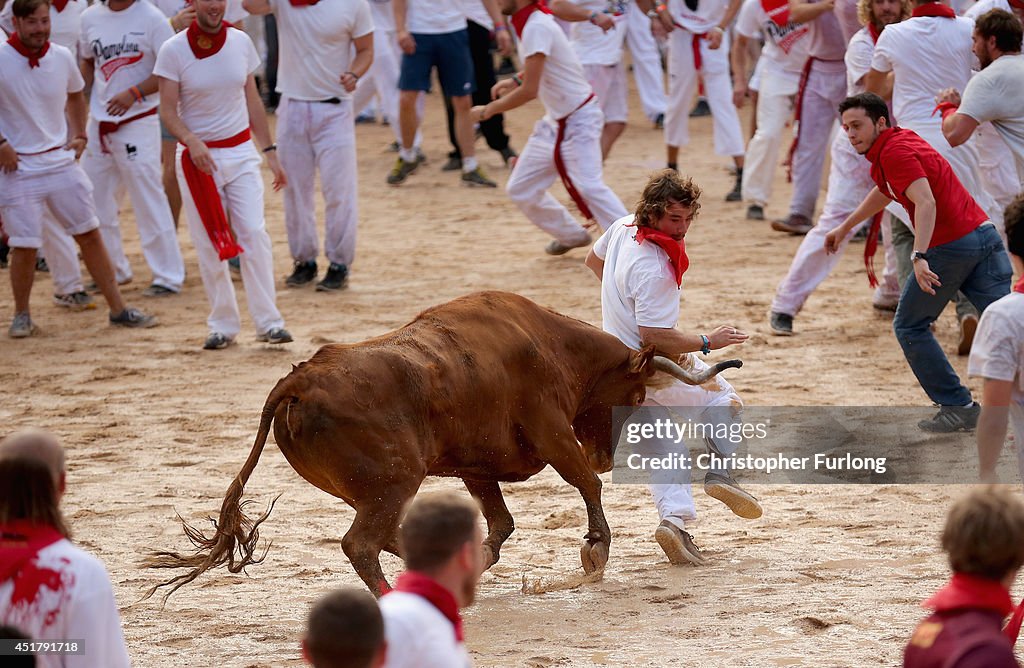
left=857, top=0, right=912, bottom=28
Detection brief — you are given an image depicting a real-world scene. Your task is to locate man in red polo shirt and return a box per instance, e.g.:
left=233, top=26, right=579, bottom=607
left=825, top=92, right=1012, bottom=432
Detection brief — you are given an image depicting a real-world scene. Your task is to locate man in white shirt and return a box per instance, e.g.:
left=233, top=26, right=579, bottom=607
left=388, top=0, right=496, bottom=187
left=624, top=0, right=667, bottom=126
left=242, top=0, right=373, bottom=292
left=0, top=0, right=157, bottom=337
left=642, top=0, right=747, bottom=201
left=0, top=428, right=131, bottom=668
left=731, top=0, right=810, bottom=221
left=472, top=0, right=628, bottom=255
left=80, top=0, right=187, bottom=297
left=379, top=492, right=482, bottom=668
left=155, top=0, right=291, bottom=349
left=585, top=170, right=761, bottom=566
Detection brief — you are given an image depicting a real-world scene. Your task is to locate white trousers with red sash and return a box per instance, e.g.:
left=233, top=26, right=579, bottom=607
left=83, top=115, right=185, bottom=291
left=506, top=102, right=627, bottom=245
left=625, top=0, right=667, bottom=122
left=786, top=58, right=846, bottom=219
left=277, top=97, right=358, bottom=267
left=176, top=141, right=285, bottom=338
left=664, top=27, right=744, bottom=157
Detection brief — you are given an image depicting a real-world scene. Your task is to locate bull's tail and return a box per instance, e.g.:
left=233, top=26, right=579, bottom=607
left=143, top=379, right=293, bottom=603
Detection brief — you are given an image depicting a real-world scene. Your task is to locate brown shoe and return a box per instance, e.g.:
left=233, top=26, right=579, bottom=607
left=654, top=520, right=706, bottom=566
left=958, top=313, right=978, bottom=356
left=771, top=214, right=813, bottom=235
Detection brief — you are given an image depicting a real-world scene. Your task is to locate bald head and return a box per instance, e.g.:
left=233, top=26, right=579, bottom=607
left=0, top=428, right=65, bottom=489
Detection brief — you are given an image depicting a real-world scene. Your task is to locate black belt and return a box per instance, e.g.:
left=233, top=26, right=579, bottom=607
left=317, top=97, right=341, bottom=104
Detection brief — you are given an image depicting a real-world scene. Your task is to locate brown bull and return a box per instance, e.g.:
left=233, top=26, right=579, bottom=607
left=148, top=291, right=740, bottom=598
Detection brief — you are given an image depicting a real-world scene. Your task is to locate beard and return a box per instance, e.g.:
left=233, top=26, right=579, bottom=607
left=460, top=573, right=477, bottom=608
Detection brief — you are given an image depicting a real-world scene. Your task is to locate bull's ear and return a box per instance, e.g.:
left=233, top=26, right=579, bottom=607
left=628, top=345, right=657, bottom=375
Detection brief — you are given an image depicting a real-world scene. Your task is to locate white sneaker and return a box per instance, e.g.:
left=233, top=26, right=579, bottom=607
left=9, top=312, right=39, bottom=338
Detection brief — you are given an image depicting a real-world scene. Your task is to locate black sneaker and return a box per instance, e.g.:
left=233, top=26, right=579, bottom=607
left=142, top=284, right=177, bottom=297
left=770, top=311, right=794, bottom=336
left=725, top=169, right=743, bottom=202
left=257, top=327, right=293, bottom=344
left=461, top=167, right=497, bottom=187
left=387, top=157, right=419, bottom=185
left=690, top=99, right=711, bottom=117
left=746, top=204, right=765, bottom=220
left=35, top=256, right=49, bottom=273
left=203, top=331, right=233, bottom=350
left=441, top=155, right=463, bottom=171
left=316, top=263, right=348, bottom=292
left=654, top=113, right=665, bottom=129
left=109, top=307, right=158, bottom=328
left=500, top=146, right=518, bottom=167
left=918, top=402, right=981, bottom=433
left=285, top=260, right=317, bottom=287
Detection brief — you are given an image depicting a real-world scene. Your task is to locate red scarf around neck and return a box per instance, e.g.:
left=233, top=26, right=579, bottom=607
left=0, top=521, right=64, bottom=583
left=52, top=0, right=69, bottom=11
left=924, top=572, right=1024, bottom=645
left=760, top=0, right=790, bottom=27
left=186, top=19, right=231, bottom=59
left=868, top=21, right=882, bottom=43
left=389, top=571, right=464, bottom=642
left=632, top=225, right=689, bottom=287
left=1014, top=274, right=1024, bottom=294
left=288, top=0, right=320, bottom=6
left=511, top=1, right=552, bottom=38
left=7, top=33, right=49, bottom=68
left=912, top=1, right=956, bottom=19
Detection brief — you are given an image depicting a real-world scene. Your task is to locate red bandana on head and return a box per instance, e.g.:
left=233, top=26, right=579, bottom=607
left=510, top=0, right=552, bottom=38
left=7, top=33, right=49, bottom=68
left=911, top=1, right=956, bottom=18
left=632, top=225, right=689, bottom=287
left=388, top=571, right=464, bottom=642
left=186, top=19, right=231, bottom=59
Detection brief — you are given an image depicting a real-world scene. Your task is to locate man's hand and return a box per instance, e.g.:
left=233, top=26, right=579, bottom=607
left=913, top=258, right=941, bottom=295
left=656, top=11, right=675, bottom=34
left=266, top=152, right=287, bottom=191
left=935, top=87, right=962, bottom=107
left=592, top=12, right=615, bottom=31
left=0, top=141, right=18, bottom=173
left=707, top=26, right=724, bottom=49
left=170, top=5, right=196, bottom=31
left=470, top=104, right=490, bottom=122
left=65, top=136, right=87, bottom=160
left=340, top=72, right=359, bottom=92
left=708, top=325, right=749, bottom=350
left=398, top=30, right=415, bottom=54
left=823, top=227, right=846, bottom=254
left=187, top=138, right=216, bottom=174
left=491, top=78, right=517, bottom=100
left=106, top=89, right=137, bottom=117
left=732, top=82, right=749, bottom=108
left=495, top=27, right=513, bottom=54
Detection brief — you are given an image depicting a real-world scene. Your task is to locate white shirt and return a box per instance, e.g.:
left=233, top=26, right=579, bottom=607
left=79, top=0, right=173, bottom=123
left=153, top=27, right=261, bottom=141
left=593, top=215, right=681, bottom=350
left=0, top=539, right=131, bottom=668
left=845, top=26, right=873, bottom=95
left=0, top=0, right=86, bottom=51
left=734, top=0, right=810, bottom=78
left=570, top=0, right=628, bottom=67
left=872, top=14, right=976, bottom=127
left=964, top=0, right=1012, bottom=20
left=149, top=0, right=249, bottom=24
left=461, top=0, right=492, bottom=30
left=269, top=0, right=373, bottom=100
left=959, top=54, right=1024, bottom=184
left=406, top=0, right=465, bottom=34
left=518, top=9, right=593, bottom=119
left=806, top=2, right=845, bottom=60
left=379, top=591, right=472, bottom=668
left=668, top=0, right=727, bottom=34
left=0, top=42, right=83, bottom=173
left=369, top=0, right=395, bottom=31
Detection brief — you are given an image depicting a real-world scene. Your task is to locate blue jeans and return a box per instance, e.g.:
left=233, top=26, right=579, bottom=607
left=894, top=224, right=1012, bottom=406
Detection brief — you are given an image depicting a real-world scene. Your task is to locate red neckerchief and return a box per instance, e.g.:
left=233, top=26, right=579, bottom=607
left=7, top=33, right=49, bottom=68
left=868, top=21, right=882, bottom=43
left=924, top=573, right=1014, bottom=617
left=0, top=521, right=64, bottom=583
left=186, top=19, right=231, bottom=59
left=52, top=0, right=69, bottom=11
left=288, top=0, right=319, bottom=6
left=389, top=571, right=464, bottom=642
left=1014, top=275, right=1024, bottom=294
left=510, top=0, right=552, bottom=38
left=632, top=225, right=689, bottom=287
left=760, top=0, right=790, bottom=27
left=860, top=127, right=901, bottom=286
left=911, top=1, right=956, bottom=18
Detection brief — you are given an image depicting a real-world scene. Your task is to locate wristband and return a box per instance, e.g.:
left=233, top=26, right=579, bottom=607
left=512, top=74, right=523, bottom=86
left=130, top=85, right=145, bottom=103
left=344, top=71, right=360, bottom=82
left=711, top=25, right=725, bottom=33
left=262, top=144, right=277, bottom=153
left=932, top=101, right=958, bottom=121
left=699, top=334, right=711, bottom=355
left=589, top=10, right=599, bottom=22
left=495, top=24, right=507, bottom=31
left=655, top=3, right=668, bottom=11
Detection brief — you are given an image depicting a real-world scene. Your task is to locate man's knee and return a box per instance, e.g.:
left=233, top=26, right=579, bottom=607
left=450, top=94, right=471, bottom=112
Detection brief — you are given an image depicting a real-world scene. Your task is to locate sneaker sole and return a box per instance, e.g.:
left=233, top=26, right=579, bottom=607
left=53, top=299, right=97, bottom=312
left=958, top=316, right=978, bottom=356
left=654, top=525, right=706, bottom=566
left=770, top=326, right=794, bottom=337
left=705, top=481, right=764, bottom=519
left=315, top=283, right=347, bottom=292
left=463, top=180, right=497, bottom=188
left=9, top=326, right=39, bottom=339
left=770, top=221, right=813, bottom=235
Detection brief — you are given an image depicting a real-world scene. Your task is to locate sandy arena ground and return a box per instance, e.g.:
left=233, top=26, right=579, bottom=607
left=0, top=71, right=1014, bottom=667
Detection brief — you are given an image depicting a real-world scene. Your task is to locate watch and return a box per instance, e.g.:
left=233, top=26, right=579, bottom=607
left=912, top=250, right=929, bottom=262
left=647, top=9, right=658, bottom=17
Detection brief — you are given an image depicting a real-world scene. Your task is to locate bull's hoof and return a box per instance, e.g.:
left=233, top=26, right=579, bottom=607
left=481, top=544, right=499, bottom=570
left=580, top=539, right=609, bottom=573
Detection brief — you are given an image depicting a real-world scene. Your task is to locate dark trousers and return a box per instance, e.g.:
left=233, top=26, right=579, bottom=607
left=444, top=20, right=511, bottom=158
left=264, top=14, right=280, bottom=109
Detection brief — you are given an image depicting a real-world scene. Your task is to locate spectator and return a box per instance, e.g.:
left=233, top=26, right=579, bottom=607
left=303, top=588, right=386, bottom=668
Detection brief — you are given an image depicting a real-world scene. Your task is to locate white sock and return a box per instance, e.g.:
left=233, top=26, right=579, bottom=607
left=399, top=147, right=416, bottom=163
left=462, top=156, right=478, bottom=172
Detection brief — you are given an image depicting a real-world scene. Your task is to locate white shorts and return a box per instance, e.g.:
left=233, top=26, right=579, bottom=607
left=0, top=163, right=99, bottom=249
left=584, top=62, right=628, bottom=124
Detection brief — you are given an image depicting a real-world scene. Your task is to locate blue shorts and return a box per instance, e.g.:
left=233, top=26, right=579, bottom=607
left=398, top=29, right=475, bottom=97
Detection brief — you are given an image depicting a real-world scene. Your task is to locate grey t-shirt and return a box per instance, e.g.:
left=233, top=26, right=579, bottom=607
left=958, top=54, right=1024, bottom=184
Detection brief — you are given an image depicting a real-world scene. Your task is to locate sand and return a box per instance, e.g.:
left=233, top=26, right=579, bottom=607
left=0, top=75, right=1005, bottom=667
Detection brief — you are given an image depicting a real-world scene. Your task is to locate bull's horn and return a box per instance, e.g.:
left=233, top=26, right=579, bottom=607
left=651, top=356, right=743, bottom=386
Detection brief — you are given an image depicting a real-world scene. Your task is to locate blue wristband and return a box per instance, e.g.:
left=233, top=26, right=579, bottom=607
left=700, top=335, right=711, bottom=355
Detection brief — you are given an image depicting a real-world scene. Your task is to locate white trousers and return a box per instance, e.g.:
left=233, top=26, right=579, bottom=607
left=176, top=141, right=284, bottom=338
left=625, top=1, right=667, bottom=121
left=506, top=103, right=628, bottom=244
left=277, top=97, right=358, bottom=267
left=584, top=63, right=629, bottom=124
left=742, top=67, right=798, bottom=207
left=788, top=59, right=846, bottom=219
left=771, top=129, right=902, bottom=316
left=643, top=356, right=744, bottom=529
left=41, top=211, right=84, bottom=295
left=664, top=28, right=744, bottom=157
left=975, top=123, right=1019, bottom=225
left=83, top=115, right=185, bottom=290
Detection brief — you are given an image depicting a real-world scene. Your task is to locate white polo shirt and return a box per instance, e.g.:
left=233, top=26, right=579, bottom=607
left=959, top=54, right=1024, bottom=183
left=734, top=0, right=810, bottom=81
left=153, top=27, right=261, bottom=141
left=518, top=9, right=593, bottom=120
left=593, top=215, right=681, bottom=351
left=0, top=42, right=83, bottom=173
left=871, top=14, right=975, bottom=127
left=964, top=0, right=1013, bottom=20
left=570, top=0, right=628, bottom=67
left=379, top=591, right=472, bottom=668
left=79, top=0, right=172, bottom=123
left=269, top=0, right=373, bottom=100
left=406, top=0, right=465, bottom=34
left=668, top=0, right=727, bottom=34
left=0, top=0, right=86, bottom=51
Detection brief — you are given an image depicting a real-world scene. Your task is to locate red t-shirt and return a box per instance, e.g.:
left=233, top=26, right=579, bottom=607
left=865, top=127, right=987, bottom=248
